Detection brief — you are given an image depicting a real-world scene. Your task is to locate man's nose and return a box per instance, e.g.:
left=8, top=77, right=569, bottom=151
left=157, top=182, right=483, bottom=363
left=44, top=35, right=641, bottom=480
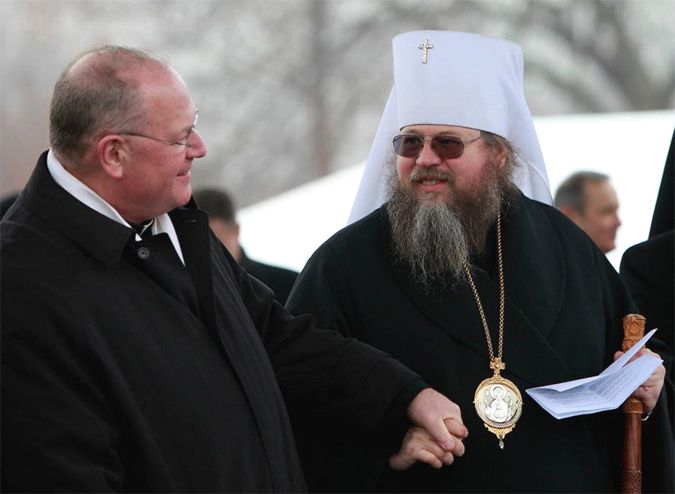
left=614, top=214, right=622, bottom=228
left=416, top=140, right=441, bottom=167
left=188, top=130, right=207, bottom=158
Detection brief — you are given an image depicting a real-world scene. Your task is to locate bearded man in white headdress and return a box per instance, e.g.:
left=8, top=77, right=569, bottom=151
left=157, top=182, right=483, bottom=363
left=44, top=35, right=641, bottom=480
left=286, top=31, right=673, bottom=493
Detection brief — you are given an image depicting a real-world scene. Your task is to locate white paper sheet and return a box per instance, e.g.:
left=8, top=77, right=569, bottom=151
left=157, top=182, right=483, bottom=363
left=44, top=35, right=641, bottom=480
left=526, top=329, right=662, bottom=419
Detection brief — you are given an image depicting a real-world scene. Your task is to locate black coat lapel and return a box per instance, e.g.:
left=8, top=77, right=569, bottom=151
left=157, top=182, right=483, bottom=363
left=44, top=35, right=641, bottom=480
left=170, top=205, right=217, bottom=332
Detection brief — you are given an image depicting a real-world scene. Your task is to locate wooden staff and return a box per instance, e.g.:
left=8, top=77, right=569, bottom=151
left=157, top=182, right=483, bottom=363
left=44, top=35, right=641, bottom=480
left=621, top=314, right=646, bottom=494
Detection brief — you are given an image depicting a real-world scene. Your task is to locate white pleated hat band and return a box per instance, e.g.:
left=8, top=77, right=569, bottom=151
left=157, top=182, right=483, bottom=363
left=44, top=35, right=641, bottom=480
left=349, top=31, right=552, bottom=224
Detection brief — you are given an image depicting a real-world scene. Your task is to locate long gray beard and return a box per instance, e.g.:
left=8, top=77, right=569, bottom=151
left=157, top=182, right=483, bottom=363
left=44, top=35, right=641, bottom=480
left=386, top=160, right=513, bottom=289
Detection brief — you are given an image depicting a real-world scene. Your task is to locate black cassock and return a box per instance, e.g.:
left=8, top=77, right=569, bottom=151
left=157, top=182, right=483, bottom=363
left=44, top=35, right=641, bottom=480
left=1, top=152, right=423, bottom=493
left=287, top=194, right=674, bottom=493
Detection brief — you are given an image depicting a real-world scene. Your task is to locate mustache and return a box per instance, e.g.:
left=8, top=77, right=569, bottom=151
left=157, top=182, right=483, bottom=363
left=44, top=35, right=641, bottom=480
left=409, top=167, right=454, bottom=183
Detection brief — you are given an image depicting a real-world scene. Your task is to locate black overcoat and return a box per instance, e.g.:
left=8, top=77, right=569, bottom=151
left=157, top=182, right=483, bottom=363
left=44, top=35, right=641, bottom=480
left=287, top=195, right=674, bottom=493
left=240, top=250, right=298, bottom=305
left=0, top=152, right=422, bottom=492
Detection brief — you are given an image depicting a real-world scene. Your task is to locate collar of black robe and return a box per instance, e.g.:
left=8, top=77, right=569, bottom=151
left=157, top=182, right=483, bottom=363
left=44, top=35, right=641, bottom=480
left=382, top=193, right=571, bottom=387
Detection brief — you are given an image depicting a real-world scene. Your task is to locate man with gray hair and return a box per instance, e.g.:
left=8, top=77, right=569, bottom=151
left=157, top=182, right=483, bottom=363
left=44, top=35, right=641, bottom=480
left=1, top=45, right=470, bottom=492
left=287, top=31, right=672, bottom=493
left=554, top=171, right=622, bottom=253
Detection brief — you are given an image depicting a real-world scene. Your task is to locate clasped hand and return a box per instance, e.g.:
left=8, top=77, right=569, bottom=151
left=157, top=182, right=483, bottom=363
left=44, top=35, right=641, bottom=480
left=390, top=388, right=468, bottom=470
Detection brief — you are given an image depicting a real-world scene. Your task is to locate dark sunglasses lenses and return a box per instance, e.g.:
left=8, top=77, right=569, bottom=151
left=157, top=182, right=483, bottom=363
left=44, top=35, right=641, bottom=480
left=392, top=135, right=465, bottom=159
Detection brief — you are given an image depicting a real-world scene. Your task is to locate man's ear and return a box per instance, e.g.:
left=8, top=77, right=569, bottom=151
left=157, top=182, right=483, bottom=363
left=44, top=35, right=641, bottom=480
left=98, top=135, right=129, bottom=179
left=494, top=146, right=508, bottom=168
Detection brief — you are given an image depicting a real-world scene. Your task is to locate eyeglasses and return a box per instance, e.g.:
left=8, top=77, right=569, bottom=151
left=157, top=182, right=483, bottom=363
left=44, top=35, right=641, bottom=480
left=392, top=134, right=482, bottom=160
left=119, top=109, right=199, bottom=149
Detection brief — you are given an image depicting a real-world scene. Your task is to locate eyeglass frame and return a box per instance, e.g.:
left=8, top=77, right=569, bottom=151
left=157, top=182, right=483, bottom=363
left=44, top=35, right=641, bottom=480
left=392, top=133, right=482, bottom=159
left=118, top=109, right=199, bottom=148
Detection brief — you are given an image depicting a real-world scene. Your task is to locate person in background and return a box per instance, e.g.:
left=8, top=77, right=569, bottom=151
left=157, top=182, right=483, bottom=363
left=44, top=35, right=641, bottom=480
left=621, top=129, right=674, bottom=435
left=554, top=171, right=621, bottom=253
left=1, top=44, right=468, bottom=493
left=286, top=31, right=672, bottom=493
left=193, top=188, right=298, bottom=305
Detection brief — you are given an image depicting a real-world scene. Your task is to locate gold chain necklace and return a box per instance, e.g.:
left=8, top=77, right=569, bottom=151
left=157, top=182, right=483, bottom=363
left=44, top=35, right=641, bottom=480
left=463, top=211, right=522, bottom=449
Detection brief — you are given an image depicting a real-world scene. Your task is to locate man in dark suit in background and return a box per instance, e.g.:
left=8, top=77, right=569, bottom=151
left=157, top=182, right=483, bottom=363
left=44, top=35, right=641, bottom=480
left=554, top=171, right=621, bottom=254
left=193, top=188, right=298, bottom=304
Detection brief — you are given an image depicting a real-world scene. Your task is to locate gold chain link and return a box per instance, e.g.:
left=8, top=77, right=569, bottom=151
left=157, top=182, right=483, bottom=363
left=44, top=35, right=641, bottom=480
left=462, top=211, right=505, bottom=361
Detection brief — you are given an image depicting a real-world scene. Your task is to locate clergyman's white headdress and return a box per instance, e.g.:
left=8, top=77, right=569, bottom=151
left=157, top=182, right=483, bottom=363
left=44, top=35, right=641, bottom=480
left=348, top=31, right=551, bottom=224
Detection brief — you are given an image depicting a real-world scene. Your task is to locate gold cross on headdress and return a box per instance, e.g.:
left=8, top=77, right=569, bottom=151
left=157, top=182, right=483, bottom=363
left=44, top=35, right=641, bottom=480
left=418, top=38, right=433, bottom=64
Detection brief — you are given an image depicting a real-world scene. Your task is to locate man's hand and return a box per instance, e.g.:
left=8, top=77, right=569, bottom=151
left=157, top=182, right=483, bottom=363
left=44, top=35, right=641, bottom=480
left=389, top=419, right=465, bottom=470
left=405, top=388, right=468, bottom=458
left=613, top=347, right=665, bottom=413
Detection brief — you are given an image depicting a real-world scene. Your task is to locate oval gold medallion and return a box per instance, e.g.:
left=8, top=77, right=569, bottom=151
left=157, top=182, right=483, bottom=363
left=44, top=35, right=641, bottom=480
left=474, top=375, right=522, bottom=449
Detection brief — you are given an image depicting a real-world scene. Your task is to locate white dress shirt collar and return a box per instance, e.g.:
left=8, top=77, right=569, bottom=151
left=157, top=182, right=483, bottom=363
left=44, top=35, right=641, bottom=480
left=46, top=149, right=185, bottom=264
